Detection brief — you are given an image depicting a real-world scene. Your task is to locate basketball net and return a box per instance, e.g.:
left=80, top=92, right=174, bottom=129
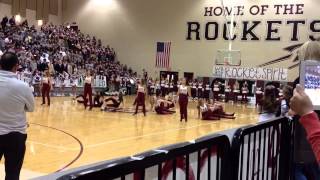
left=224, top=56, right=231, bottom=66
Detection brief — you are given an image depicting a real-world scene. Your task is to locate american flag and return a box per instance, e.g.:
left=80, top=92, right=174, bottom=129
left=156, top=42, right=171, bottom=68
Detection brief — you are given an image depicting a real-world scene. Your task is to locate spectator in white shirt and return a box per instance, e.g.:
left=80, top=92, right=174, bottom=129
left=0, top=52, right=34, bottom=180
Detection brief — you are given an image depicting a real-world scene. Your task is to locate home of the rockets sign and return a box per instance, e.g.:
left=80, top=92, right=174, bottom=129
left=186, top=3, right=320, bottom=41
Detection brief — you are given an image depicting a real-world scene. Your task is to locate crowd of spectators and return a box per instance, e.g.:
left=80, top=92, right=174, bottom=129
left=0, top=16, right=137, bottom=94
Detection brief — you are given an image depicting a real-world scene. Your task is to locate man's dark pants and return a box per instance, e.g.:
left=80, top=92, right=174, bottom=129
left=0, top=132, right=27, bottom=180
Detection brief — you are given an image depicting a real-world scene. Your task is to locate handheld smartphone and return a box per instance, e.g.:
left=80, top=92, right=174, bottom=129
left=300, top=60, right=320, bottom=110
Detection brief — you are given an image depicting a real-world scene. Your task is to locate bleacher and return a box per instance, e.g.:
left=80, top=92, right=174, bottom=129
left=34, top=117, right=295, bottom=180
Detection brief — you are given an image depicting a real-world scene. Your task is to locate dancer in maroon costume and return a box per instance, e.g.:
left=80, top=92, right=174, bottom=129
left=133, top=80, right=146, bottom=116
left=41, top=70, right=51, bottom=106
left=198, top=100, right=235, bottom=120
left=155, top=96, right=175, bottom=115
left=83, top=70, right=93, bottom=110
left=178, top=78, right=190, bottom=122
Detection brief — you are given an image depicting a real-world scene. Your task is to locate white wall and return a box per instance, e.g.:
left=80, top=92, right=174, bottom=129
left=0, top=0, right=62, bottom=27
left=62, top=0, right=320, bottom=81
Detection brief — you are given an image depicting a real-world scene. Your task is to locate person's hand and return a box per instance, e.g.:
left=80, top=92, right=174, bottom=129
left=290, top=85, right=314, bottom=116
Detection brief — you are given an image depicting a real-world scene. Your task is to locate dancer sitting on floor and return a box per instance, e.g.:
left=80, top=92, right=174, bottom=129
left=155, top=95, right=176, bottom=115
left=101, top=91, right=124, bottom=111
left=198, top=100, right=235, bottom=120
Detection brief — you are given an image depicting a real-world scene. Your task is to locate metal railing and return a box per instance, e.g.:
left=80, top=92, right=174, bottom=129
left=52, top=117, right=295, bottom=180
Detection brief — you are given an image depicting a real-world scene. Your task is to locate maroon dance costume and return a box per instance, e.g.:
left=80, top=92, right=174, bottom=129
left=134, top=85, right=146, bottom=115
left=179, top=85, right=188, bottom=121
left=201, top=105, right=235, bottom=120
left=41, top=77, right=50, bottom=105
left=83, top=76, right=93, bottom=109
left=155, top=101, right=175, bottom=115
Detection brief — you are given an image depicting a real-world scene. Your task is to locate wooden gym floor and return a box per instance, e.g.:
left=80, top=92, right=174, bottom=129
left=0, top=96, right=259, bottom=179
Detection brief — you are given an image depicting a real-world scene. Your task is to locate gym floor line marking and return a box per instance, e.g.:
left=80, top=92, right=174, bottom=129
left=26, top=140, right=78, bottom=151
left=86, top=121, right=240, bottom=148
left=30, top=123, right=84, bottom=172
left=25, top=120, right=241, bottom=151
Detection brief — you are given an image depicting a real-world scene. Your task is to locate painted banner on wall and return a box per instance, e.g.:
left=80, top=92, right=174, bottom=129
left=213, top=66, right=288, bottom=81
left=186, top=3, right=320, bottom=42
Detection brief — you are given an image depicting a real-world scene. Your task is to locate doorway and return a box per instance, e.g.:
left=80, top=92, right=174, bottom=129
left=184, top=72, right=194, bottom=84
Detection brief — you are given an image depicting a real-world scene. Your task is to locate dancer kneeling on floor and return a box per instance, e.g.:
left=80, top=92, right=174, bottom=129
left=76, top=92, right=105, bottom=108
left=155, top=95, right=176, bottom=115
left=198, top=100, right=235, bottom=120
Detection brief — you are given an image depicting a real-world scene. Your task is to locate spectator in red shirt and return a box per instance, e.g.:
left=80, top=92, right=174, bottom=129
left=290, top=85, right=320, bottom=164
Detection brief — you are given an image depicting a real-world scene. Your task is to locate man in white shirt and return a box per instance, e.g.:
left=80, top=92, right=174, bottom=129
left=0, top=52, right=34, bottom=180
